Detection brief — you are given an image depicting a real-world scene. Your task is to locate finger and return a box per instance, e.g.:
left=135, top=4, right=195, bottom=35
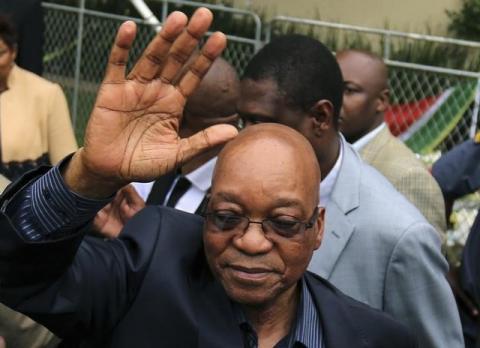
left=176, top=32, right=227, bottom=99
left=123, top=185, right=146, bottom=207
left=177, top=124, right=238, bottom=166
left=128, top=12, right=187, bottom=82
left=104, top=21, right=137, bottom=83
left=159, top=7, right=214, bottom=83
left=120, top=198, right=138, bottom=220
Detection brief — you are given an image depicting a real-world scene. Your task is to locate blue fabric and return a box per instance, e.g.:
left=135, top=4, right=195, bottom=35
left=8, top=165, right=111, bottom=240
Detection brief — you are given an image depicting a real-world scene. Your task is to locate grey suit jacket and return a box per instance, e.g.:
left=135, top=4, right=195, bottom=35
left=308, top=139, right=463, bottom=348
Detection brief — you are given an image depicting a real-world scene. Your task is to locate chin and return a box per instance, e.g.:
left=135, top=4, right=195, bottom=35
left=224, top=284, right=276, bottom=307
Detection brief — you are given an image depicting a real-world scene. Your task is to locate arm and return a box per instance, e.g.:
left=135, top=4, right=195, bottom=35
left=47, top=84, right=78, bottom=165
left=384, top=223, right=464, bottom=348
left=0, top=7, right=236, bottom=339
left=395, top=166, right=447, bottom=237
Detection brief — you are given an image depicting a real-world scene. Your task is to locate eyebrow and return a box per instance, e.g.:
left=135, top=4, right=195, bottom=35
left=212, top=192, right=306, bottom=210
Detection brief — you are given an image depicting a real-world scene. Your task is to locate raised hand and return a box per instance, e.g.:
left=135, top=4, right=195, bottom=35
left=64, top=8, right=238, bottom=198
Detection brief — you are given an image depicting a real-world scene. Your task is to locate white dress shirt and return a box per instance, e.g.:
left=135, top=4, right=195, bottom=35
left=132, top=157, right=217, bottom=214
left=319, top=138, right=343, bottom=207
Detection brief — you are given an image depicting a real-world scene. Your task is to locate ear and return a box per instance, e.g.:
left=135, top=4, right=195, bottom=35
left=376, top=88, right=389, bottom=113
left=11, top=44, right=17, bottom=62
left=310, top=100, right=335, bottom=136
left=313, top=207, right=325, bottom=250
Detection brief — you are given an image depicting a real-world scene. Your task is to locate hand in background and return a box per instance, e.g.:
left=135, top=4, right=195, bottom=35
left=64, top=8, right=238, bottom=198
left=93, top=185, right=145, bottom=238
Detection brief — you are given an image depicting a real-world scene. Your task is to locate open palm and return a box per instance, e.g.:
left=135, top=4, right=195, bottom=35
left=71, top=9, right=237, bottom=197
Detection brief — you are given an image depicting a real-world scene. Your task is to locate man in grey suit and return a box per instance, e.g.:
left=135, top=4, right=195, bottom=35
left=237, top=34, right=463, bottom=348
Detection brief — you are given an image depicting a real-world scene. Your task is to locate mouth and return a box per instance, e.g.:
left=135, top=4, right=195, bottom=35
left=226, top=264, right=275, bottom=283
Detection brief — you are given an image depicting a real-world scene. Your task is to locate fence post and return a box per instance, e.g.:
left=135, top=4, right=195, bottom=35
left=383, top=33, right=391, bottom=60
left=470, top=78, right=480, bottom=139
left=161, top=0, right=168, bottom=23
left=72, top=0, right=85, bottom=130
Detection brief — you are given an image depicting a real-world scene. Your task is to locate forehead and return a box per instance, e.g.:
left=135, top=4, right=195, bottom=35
left=337, top=52, right=382, bottom=88
left=213, top=137, right=318, bottom=209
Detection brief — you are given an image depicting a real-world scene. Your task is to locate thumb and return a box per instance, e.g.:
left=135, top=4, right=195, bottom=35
left=177, top=124, right=238, bottom=165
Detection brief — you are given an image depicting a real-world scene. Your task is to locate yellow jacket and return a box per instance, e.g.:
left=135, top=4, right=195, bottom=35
left=0, top=65, right=77, bottom=180
left=359, top=126, right=447, bottom=237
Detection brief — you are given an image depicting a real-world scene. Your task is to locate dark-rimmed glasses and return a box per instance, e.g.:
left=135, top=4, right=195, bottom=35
left=204, top=207, right=319, bottom=239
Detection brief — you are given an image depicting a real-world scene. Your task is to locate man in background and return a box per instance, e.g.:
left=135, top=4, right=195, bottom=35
left=336, top=49, right=446, bottom=236
left=237, top=34, right=463, bottom=348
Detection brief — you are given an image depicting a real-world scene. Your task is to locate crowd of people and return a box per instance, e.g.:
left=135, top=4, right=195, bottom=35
left=0, top=5, right=479, bottom=348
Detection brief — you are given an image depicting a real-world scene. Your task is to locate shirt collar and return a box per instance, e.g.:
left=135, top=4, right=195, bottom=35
left=319, top=137, right=343, bottom=207
left=233, top=277, right=322, bottom=348
left=184, top=156, right=217, bottom=192
left=352, top=122, right=386, bottom=151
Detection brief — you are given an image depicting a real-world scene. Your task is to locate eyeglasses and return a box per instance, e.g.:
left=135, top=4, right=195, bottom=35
left=204, top=207, right=319, bottom=239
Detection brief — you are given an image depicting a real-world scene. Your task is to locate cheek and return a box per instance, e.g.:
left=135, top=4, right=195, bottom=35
left=203, top=233, right=231, bottom=270
left=277, top=241, right=314, bottom=280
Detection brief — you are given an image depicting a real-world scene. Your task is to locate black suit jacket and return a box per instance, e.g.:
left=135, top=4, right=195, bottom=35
left=0, top=169, right=417, bottom=348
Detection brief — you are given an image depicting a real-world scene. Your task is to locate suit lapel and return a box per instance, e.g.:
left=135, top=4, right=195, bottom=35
left=310, top=138, right=360, bottom=279
left=304, top=273, right=367, bottom=348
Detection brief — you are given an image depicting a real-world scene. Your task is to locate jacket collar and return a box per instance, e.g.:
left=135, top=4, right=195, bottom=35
left=304, top=272, right=368, bottom=348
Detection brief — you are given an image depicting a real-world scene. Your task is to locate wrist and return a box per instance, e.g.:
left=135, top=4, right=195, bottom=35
left=62, top=149, right=125, bottom=199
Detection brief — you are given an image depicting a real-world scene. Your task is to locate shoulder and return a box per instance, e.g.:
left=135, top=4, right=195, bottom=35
left=117, top=206, right=204, bottom=259
left=13, top=66, right=62, bottom=95
left=305, top=272, right=417, bottom=347
left=342, top=147, right=436, bottom=241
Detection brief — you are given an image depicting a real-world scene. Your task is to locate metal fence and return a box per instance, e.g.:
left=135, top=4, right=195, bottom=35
left=42, top=1, right=260, bottom=140
left=268, top=16, right=480, bottom=154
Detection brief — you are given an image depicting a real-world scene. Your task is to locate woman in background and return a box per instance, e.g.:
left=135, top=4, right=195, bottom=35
left=0, top=14, right=77, bottom=181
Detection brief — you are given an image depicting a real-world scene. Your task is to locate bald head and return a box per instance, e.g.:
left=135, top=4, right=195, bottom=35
left=181, top=57, right=239, bottom=135
left=213, top=123, right=321, bottom=207
left=336, top=50, right=390, bottom=143
left=337, top=50, right=388, bottom=91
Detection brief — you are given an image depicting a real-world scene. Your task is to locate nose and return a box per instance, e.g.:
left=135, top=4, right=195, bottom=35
left=232, top=222, right=273, bottom=255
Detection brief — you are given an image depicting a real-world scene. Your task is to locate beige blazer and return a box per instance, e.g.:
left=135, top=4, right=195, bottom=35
left=0, top=65, right=77, bottom=165
left=359, top=126, right=447, bottom=236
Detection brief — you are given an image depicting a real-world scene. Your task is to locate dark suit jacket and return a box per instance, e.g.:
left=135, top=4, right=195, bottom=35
left=0, top=169, right=417, bottom=348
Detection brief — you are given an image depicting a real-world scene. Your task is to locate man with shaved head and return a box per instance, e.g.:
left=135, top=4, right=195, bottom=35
left=238, top=34, right=463, bottom=348
left=336, top=49, right=446, bottom=236
left=0, top=9, right=416, bottom=347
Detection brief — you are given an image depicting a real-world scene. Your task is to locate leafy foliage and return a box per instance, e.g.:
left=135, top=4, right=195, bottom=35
left=447, top=0, right=480, bottom=41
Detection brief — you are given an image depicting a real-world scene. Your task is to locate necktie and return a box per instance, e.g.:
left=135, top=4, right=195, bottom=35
left=165, top=177, right=191, bottom=208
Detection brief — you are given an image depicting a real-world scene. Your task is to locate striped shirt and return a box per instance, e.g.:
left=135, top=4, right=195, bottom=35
left=234, top=278, right=323, bottom=348
left=7, top=166, right=111, bottom=240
